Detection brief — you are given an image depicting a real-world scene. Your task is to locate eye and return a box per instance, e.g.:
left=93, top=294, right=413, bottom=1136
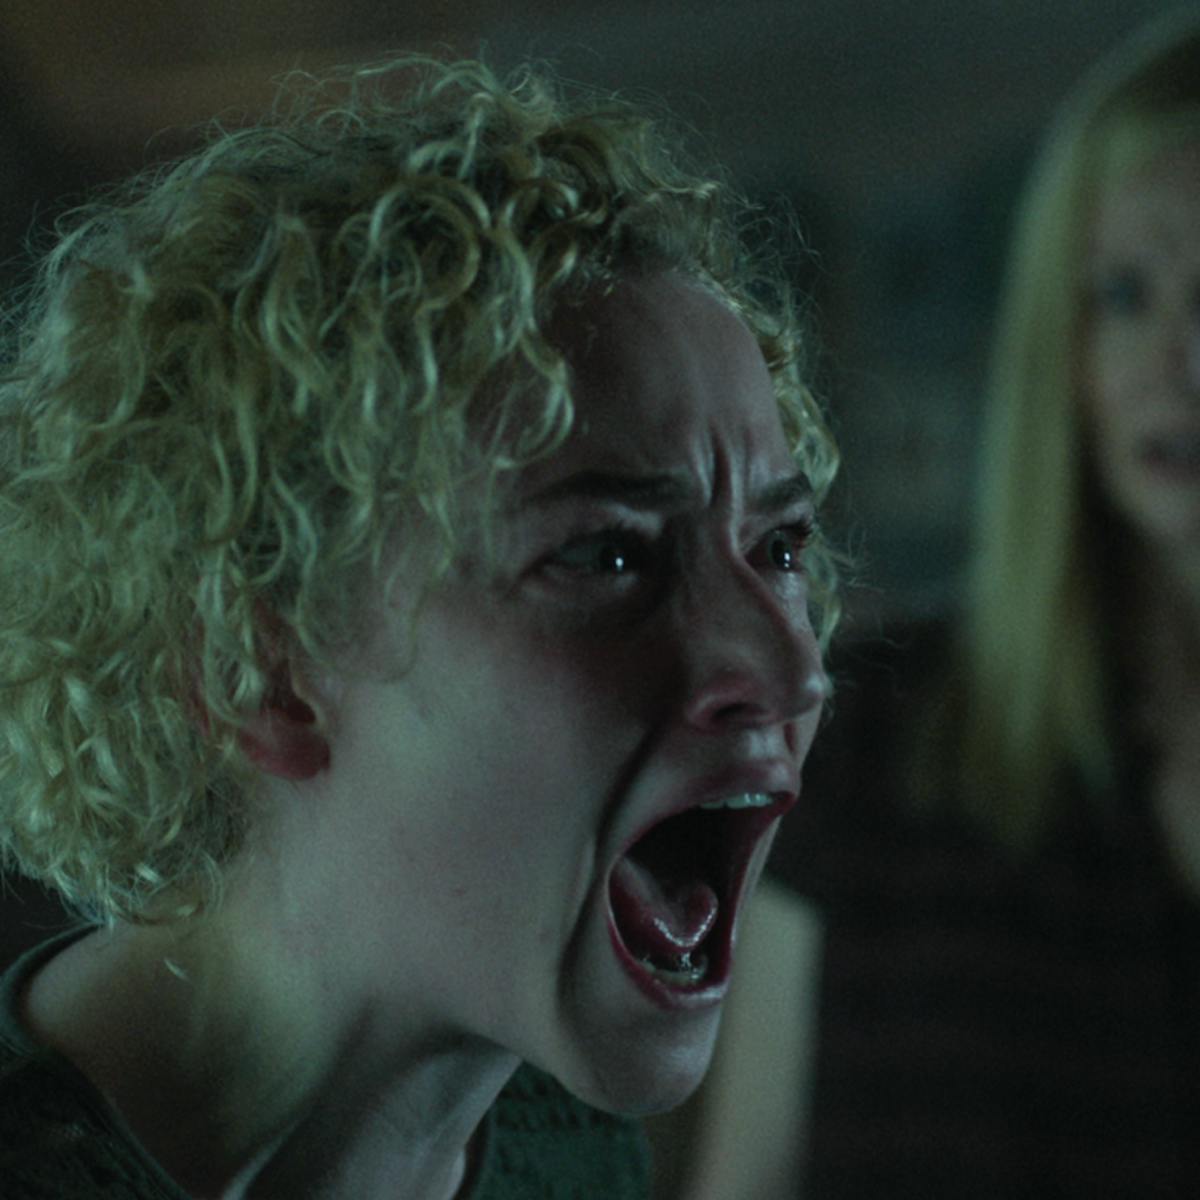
left=754, top=519, right=814, bottom=574
left=1090, top=268, right=1147, bottom=316
left=545, top=529, right=651, bottom=577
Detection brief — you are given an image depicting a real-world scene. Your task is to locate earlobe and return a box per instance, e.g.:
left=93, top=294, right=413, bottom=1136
left=239, top=679, right=331, bottom=781
left=188, top=607, right=333, bottom=780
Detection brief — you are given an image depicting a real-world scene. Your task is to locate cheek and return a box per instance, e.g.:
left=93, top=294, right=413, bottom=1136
left=1081, top=325, right=1136, bottom=443
left=1083, top=324, right=1116, bottom=401
left=1088, top=315, right=1159, bottom=402
left=426, top=618, right=659, bottom=823
left=472, top=606, right=680, bottom=743
left=794, top=698, right=824, bottom=763
left=404, top=593, right=686, bottom=829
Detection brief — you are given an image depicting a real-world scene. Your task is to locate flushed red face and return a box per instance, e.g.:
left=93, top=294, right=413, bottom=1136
left=319, top=273, right=826, bottom=1116
left=1083, top=139, right=1200, bottom=551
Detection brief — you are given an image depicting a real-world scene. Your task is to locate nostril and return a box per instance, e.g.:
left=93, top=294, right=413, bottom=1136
left=680, top=571, right=825, bottom=730
left=683, top=660, right=825, bottom=732
left=683, top=669, right=775, bottom=733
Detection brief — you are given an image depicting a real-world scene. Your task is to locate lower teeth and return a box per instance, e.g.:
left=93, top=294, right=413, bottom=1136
left=641, top=951, right=709, bottom=985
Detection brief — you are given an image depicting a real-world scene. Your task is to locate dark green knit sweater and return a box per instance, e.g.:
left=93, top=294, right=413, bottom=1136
left=0, top=937, right=649, bottom=1199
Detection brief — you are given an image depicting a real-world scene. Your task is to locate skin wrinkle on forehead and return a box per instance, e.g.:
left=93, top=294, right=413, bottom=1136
left=513, top=468, right=813, bottom=518
left=527, top=281, right=807, bottom=535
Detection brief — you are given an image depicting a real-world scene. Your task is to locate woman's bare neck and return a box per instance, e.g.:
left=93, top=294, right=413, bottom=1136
left=20, top=915, right=513, bottom=1199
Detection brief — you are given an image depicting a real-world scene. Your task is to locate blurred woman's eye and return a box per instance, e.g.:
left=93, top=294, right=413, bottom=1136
left=1090, top=268, right=1147, bottom=316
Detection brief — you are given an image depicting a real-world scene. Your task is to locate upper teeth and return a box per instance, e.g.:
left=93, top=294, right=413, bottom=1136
left=699, top=793, right=772, bottom=811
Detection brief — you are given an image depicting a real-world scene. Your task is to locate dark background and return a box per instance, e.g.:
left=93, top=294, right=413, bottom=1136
left=0, top=0, right=1192, bottom=956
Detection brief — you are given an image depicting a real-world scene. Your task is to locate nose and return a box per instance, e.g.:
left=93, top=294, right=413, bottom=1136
left=1165, top=296, right=1200, bottom=395
left=679, top=563, right=827, bottom=736
left=1188, top=319, right=1200, bottom=393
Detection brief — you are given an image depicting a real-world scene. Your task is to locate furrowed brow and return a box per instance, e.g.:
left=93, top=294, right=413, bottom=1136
left=515, top=467, right=812, bottom=516
left=751, top=470, right=813, bottom=516
left=519, top=470, right=694, bottom=511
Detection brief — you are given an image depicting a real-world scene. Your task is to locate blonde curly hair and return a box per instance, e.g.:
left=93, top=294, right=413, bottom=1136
left=0, top=55, right=838, bottom=924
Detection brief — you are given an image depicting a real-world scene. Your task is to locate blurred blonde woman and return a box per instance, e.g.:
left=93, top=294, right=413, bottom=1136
left=762, top=10, right=1200, bottom=1199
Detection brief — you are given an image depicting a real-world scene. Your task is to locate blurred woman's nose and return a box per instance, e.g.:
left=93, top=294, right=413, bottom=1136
left=1164, top=289, right=1200, bottom=395
left=679, top=566, right=827, bottom=735
left=1187, top=315, right=1200, bottom=393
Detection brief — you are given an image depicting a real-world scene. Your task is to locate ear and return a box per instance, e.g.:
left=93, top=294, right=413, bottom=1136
left=239, top=665, right=331, bottom=782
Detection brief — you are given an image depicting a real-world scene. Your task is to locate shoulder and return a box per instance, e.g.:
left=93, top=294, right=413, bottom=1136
left=0, top=933, right=182, bottom=1200
left=0, top=1039, right=168, bottom=1198
left=477, top=1064, right=650, bottom=1199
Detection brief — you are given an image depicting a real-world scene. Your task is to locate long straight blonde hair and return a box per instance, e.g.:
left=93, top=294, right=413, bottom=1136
left=962, top=13, right=1200, bottom=847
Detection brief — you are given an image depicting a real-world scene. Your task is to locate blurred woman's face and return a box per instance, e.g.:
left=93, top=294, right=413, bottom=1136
left=1083, top=138, right=1200, bottom=552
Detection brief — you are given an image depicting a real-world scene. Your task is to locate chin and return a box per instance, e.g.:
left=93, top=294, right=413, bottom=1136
left=1129, top=510, right=1200, bottom=556
left=1114, top=474, right=1200, bottom=550
left=555, top=1012, right=722, bottom=1118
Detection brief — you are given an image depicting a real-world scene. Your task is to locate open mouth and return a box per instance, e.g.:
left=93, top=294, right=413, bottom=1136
left=606, top=793, right=788, bottom=1006
left=1144, top=432, right=1200, bottom=475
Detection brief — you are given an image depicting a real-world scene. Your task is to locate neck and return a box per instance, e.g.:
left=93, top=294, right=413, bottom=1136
left=24, top=891, right=519, bottom=1199
left=221, top=1032, right=511, bottom=1200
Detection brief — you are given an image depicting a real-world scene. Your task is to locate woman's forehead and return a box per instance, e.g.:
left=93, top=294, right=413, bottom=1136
left=512, top=275, right=793, bottom=501
left=1091, top=137, right=1200, bottom=249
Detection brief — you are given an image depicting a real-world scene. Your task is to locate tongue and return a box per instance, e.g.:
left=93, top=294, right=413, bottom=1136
left=609, top=854, right=718, bottom=963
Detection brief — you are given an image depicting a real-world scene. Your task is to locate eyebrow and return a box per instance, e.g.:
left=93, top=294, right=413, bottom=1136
left=517, top=467, right=813, bottom=514
left=517, top=471, right=691, bottom=513
left=752, top=470, right=813, bottom=514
